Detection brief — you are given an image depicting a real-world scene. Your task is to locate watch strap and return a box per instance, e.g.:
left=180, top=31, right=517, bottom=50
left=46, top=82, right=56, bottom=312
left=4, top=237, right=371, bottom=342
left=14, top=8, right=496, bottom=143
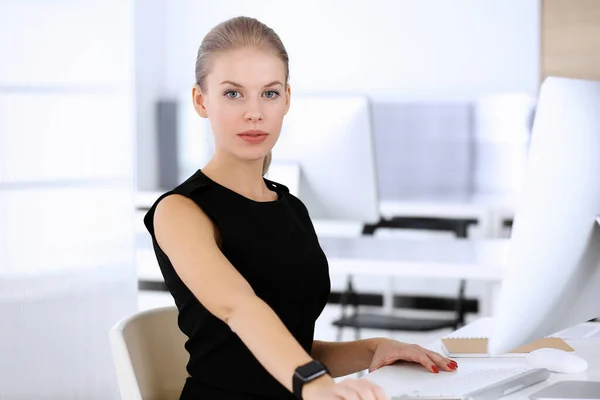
left=293, top=360, right=329, bottom=399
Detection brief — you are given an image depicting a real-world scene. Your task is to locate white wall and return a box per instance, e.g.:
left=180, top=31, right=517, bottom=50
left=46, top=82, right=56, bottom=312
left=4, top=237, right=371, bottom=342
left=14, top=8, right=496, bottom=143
left=134, top=0, right=167, bottom=190
left=136, top=0, right=540, bottom=190
left=0, top=1, right=137, bottom=399
left=164, top=0, right=540, bottom=100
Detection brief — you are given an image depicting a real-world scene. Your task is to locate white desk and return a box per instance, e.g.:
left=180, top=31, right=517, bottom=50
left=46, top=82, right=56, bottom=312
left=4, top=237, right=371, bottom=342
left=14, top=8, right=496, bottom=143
left=319, top=237, right=507, bottom=280
left=365, top=318, right=600, bottom=399
left=322, top=237, right=508, bottom=316
left=137, top=236, right=510, bottom=316
left=137, top=236, right=509, bottom=281
left=136, top=191, right=517, bottom=239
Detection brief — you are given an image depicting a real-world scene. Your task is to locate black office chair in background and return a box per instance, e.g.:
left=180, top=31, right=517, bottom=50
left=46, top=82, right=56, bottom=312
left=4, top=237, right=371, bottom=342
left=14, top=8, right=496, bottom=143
left=332, top=216, right=478, bottom=341
left=333, top=277, right=469, bottom=341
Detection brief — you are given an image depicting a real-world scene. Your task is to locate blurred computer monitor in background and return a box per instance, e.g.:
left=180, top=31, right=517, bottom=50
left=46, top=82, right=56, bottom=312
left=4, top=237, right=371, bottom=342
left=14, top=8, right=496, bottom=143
left=489, top=76, right=600, bottom=355
left=268, top=94, right=380, bottom=224
left=174, top=94, right=380, bottom=225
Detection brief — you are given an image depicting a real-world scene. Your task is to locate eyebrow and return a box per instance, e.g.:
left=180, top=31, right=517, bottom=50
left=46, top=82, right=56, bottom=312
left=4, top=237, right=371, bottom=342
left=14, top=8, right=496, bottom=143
left=220, top=80, right=284, bottom=88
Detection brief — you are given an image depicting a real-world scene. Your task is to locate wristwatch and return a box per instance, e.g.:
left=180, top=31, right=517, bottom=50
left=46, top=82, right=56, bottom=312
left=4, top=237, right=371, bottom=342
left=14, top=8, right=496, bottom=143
left=293, top=360, right=330, bottom=399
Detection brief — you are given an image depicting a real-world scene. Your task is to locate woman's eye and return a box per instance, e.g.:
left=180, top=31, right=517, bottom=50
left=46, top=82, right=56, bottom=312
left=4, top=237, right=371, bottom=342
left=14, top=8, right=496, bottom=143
left=263, top=90, right=279, bottom=99
left=225, top=90, right=241, bottom=99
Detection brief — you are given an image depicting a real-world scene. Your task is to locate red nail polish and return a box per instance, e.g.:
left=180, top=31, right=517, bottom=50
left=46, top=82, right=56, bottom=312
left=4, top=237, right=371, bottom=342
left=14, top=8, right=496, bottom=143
left=432, top=366, right=439, bottom=374
left=448, top=363, right=456, bottom=369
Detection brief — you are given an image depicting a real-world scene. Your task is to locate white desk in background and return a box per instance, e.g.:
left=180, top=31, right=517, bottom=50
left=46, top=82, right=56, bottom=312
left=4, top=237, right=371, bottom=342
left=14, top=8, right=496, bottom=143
left=365, top=317, right=600, bottom=399
left=319, top=237, right=507, bottom=280
left=136, top=191, right=517, bottom=238
left=137, top=236, right=509, bottom=316
left=319, top=237, right=507, bottom=316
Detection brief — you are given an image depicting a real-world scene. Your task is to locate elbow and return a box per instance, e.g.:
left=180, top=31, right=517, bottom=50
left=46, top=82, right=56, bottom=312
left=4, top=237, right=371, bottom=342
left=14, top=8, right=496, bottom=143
left=221, top=294, right=263, bottom=332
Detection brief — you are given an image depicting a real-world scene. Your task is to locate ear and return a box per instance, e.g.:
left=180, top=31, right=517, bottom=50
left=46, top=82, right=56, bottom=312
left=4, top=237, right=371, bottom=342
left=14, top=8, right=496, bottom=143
left=192, top=84, right=209, bottom=118
left=284, top=84, right=291, bottom=115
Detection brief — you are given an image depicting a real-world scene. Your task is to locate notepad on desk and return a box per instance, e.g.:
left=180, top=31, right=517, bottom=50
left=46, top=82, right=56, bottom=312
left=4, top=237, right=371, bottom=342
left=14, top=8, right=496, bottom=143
left=441, top=337, right=574, bottom=358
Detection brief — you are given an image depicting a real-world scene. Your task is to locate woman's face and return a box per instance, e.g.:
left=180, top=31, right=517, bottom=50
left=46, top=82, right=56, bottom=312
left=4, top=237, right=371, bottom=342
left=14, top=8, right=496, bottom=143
left=193, top=47, right=290, bottom=164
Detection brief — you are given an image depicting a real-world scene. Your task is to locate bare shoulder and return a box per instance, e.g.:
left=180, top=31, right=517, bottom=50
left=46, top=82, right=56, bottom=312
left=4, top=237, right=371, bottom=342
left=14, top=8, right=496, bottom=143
left=153, top=194, right=216, bottom=246
left=149, top=193, right=255, bottom=322
left=155, top=193, right=202, bottom=216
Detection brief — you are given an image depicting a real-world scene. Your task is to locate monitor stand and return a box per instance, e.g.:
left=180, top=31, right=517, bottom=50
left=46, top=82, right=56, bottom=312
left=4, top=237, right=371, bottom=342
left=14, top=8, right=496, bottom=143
left=530, top=216, right=600, bottom=399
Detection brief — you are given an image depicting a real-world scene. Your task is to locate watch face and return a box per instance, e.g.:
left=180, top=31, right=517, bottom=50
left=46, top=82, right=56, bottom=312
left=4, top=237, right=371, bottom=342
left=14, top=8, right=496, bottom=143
left=296, top=362, right=327, bottom=382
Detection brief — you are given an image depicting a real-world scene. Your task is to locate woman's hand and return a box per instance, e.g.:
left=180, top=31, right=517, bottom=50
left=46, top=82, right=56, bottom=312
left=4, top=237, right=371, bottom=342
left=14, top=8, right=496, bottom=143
left=303, top=375, right=389, bottom=400
left=368, top=339, right=458, bottom=374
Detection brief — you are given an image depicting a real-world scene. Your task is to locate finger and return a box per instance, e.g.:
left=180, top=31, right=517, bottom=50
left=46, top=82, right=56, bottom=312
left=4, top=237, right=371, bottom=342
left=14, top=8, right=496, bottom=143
left=374, top=384, right=391, bottom=400
left=359, top=378, right=390, bottom=400
left=340, top=379, right=384, bottom=400
left=415, top=352, right=439, bottom=374
left=334, top=382, right=361, bottom=400
left=426, top=349, right=458, bottom=368
left=426, top=350, right=458, bottom=372
left=338, top=379, right=374, bottom=400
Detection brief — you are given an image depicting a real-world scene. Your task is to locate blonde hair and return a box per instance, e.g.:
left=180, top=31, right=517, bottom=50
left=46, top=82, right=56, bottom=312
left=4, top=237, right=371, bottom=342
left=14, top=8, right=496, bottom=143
left=262, top=151, right=272, bottom=176
left=195, top=16, right=289, bottom=176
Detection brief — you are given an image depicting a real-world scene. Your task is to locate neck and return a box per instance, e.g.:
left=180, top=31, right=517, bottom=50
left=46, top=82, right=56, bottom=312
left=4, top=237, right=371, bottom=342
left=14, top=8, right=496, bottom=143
left=202, top=152, right=271, bottom=200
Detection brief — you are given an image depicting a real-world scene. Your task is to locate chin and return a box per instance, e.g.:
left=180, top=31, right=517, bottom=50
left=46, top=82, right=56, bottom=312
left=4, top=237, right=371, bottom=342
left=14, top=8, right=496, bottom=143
left=237, top=149, right=271, bottom=163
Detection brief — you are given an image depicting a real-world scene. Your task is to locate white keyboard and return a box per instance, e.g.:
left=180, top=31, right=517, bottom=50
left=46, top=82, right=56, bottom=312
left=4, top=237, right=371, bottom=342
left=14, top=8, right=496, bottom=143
left=394, top=367, right=550, bottom=400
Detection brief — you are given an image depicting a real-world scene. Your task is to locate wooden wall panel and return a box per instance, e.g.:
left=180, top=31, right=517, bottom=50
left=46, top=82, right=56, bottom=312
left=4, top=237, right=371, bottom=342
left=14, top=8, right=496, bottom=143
left=542, top=0, right=600, bottom=82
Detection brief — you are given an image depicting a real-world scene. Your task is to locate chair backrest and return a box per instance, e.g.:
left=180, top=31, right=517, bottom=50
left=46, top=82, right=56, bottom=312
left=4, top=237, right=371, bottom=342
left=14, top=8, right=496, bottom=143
left=109, top=306, right=189, bottom=400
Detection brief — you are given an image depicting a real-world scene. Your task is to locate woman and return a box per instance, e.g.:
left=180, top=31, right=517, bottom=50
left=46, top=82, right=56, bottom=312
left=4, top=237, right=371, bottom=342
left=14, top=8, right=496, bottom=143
left=144, top=16, right=458, bottom=400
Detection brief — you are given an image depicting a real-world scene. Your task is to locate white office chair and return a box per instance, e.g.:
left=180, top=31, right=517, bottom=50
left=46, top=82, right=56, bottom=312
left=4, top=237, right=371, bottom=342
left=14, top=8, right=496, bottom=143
left=109, top=306, right=189, bottom=400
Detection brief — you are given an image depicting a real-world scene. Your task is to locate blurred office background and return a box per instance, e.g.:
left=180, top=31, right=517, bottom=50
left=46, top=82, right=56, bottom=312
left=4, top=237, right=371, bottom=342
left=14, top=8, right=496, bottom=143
left=1, top=0, right=599, bottom=399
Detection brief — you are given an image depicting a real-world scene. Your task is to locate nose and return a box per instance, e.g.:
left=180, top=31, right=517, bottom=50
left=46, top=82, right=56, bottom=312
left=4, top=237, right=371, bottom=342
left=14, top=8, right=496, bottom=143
left=244, top=111, right=263, bottom=123
left=244, top=101, right=264, bottom=122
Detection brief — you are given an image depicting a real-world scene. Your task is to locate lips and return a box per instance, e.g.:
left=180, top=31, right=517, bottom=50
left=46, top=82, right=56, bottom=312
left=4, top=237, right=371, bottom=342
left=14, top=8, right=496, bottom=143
left=238, top=130, right=267, bottom=137
left=238, top=130, right=268, bottom=144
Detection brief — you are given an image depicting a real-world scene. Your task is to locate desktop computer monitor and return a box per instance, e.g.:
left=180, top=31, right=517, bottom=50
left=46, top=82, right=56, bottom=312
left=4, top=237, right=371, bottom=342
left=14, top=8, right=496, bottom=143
left=488, top=76, right=600, bottom=355
left=267, top=94, right=380, bottom=224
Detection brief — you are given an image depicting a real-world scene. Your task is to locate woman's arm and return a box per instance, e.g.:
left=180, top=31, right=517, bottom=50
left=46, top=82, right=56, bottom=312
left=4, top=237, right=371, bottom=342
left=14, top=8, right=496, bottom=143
left=311, top=339, right=386, bottom=377
left=312, top=339, right=458, bottom=378
left=154, top=194, right=334, bottom=395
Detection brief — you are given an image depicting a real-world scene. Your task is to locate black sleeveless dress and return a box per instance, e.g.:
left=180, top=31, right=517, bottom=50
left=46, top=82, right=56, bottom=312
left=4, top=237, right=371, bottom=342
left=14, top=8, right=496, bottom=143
left=143, top=169, right=331, bottom=399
